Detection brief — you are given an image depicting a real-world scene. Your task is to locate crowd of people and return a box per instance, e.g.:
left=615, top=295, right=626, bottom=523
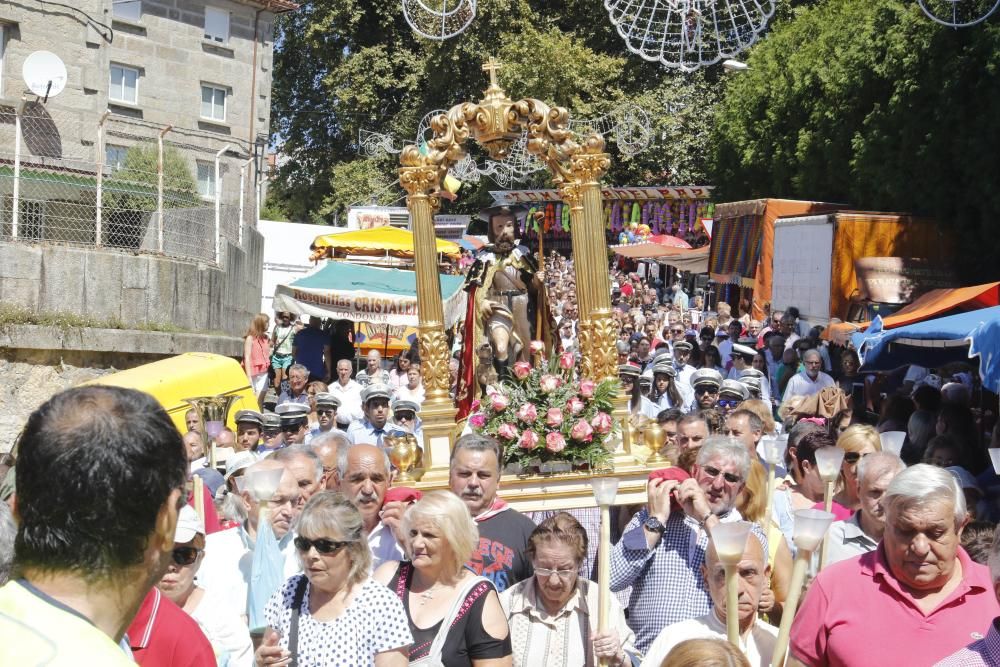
left=2, top=251, right=1000, bottom=667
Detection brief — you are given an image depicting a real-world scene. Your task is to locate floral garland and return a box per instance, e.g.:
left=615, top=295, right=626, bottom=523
left=468, top=343, right=620, bottom=474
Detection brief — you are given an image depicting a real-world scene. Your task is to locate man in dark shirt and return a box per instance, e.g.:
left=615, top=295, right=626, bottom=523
left=448, top=434, right=535, bottom=593
left=293, top=316, right=332, bottom=382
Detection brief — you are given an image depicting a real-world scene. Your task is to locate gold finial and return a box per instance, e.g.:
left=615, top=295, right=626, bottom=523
left=482, top=57, right=502, bottom=87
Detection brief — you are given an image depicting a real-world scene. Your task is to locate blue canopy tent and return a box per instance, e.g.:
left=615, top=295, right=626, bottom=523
left=852, top=306, right=1000, bottom=391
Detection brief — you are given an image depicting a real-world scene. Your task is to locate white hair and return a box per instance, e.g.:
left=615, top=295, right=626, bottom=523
left=273, top=444, right=323, bottom=482
left=856, top=451, right=906, bottom=486
left=883, top=463, right=965, bottom=527
left=696, top=436, right=751, bottom=480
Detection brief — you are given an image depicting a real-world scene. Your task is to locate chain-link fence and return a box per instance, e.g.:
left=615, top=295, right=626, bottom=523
left=0, top=102, right=262, bottom=265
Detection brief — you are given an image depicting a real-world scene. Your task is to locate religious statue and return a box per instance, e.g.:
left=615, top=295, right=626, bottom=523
left=456, top=205, right=546, bottom=416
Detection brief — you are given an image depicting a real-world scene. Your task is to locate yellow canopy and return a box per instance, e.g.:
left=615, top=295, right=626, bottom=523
left=311, top=226, right=462, bottom=260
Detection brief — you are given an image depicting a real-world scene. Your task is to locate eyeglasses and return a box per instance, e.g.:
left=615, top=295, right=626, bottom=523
left=395, top=412, right=416, bottom=421
left=171, top=546, right=202, bottom=566
left=718, top=399, right=740, bottom=409
left=294, top=536, right=351, bottom=554
left=694, top=387, right=718, bottom=395
left=701, top=465, right=742, bottom=485
left=534, top=566, right=577, bottom=581
left=670, top=328, right=684, bottom=334
left=281, top=423, right=303, bottom=433
left=843, top=451, right=869, bottom=464
left=317, top=409, right=336, bottom=416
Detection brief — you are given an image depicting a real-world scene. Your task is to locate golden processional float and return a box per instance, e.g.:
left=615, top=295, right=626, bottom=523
left=398, top=59, right=662, bottom=507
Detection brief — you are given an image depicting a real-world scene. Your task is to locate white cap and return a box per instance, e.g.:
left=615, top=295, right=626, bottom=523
left=175, top=504, right=205, bottom=543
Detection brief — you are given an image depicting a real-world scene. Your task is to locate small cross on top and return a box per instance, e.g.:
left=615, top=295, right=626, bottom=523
left=482, top=57, right=502, bottom=87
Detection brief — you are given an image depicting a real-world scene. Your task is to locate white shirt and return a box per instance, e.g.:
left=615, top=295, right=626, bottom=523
left=641, top=610, right=778, bottom=667
left=367, top=521, right=405, bottom=571
left=189, top=586, right=254, bottom=667
left=329, top=379, right=364, bottom=425
left=197, top=525, right=301, bottom=621
left=781, top=370, right=835, bottom=403
left=394, top=384, right=425, bottom=406
left=825, top=512, right=879, bottom=566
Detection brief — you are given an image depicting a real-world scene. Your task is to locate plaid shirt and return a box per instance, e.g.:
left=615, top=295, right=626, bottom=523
left=936, top=618, right=1000, bottom=666
left=610, top=507, right=766, bottom=653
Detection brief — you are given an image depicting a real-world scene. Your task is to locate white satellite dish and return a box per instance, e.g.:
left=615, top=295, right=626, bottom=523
left=22, top=51, right=68, bottom=100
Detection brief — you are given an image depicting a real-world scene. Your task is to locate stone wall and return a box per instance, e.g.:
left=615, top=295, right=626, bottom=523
left=0, top=225, right=263, bottom=335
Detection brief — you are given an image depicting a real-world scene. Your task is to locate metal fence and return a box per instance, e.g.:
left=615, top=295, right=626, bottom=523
left=0, top=101, right=263, bottom=265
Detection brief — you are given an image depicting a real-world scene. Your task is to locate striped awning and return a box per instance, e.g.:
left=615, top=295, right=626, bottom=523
left=709, top=213, right=763, bottom=286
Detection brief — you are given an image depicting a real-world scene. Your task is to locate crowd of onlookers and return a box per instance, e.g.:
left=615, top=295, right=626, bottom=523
left=2, top=254, right=1000, bottom=666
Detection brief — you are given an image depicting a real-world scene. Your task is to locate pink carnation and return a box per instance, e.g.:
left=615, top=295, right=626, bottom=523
left=545, top=431, right=567, bottom=453
left=567, top=396, right=585, bottom=415
left=579, top=379, right=597, bottom=398
left=497, top=423, right=519, bottom=440
left=590, top=411, right=613, bottom=435
left=539, top=374, right=562, bottom=393
left=512, top=361, right=532, bottom=380
left=559, top=351, right=575, bottom=370
left=529, top=340, right=546, bottom=354
left=470, top=399, right=481, bottom=412
left=546, top=407, right=564, bottom=427
left=469, top=413, right=486, bottom=429
left=519, top=430, right=540, bottom=450
left=570, top=419, right=594, bottom=442
left=490, top=393, right=509, bottom=412
left=516, top=403, right=538, bottom=424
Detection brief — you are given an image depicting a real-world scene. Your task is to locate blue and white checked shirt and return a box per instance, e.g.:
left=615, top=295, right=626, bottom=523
left=610, top=507, right=767, bottom=653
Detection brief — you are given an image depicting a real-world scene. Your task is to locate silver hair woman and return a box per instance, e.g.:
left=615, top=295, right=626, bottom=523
left=374, top=491, right=512, bottom=666
left=257, top=492, right=412, bottom=667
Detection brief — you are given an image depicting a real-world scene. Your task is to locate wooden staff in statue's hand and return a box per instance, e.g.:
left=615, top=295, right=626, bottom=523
left=532, top=210, right=551, bottom=353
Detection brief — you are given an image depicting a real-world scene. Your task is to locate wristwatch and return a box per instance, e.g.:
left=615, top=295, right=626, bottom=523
left=643, top=515, right=666, bottom=534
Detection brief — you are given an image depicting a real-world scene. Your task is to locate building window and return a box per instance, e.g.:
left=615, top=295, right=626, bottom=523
left=197, top=162, right=216, bottom=198
left=200, top=85, right=227, bottom=122
left=204, top=7, right=229, bottom=44
left=106, top=145, right=128, bottom=172
left=113, top=0, right=142, bottom=21
left=110, top=64, right=139, bottom=105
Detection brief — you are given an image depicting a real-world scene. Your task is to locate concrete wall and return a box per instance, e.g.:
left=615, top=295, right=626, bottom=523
left=0, top=225, right=263, bottom=336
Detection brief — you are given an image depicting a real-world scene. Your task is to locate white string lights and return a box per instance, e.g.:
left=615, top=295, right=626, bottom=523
left=402, top=0, right=477, bottom=40
left=603, top=0, right=776, bottom=72
left=917, top=0, right=1000, bottom=27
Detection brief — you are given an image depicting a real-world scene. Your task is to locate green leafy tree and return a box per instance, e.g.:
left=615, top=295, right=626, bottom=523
left=269, top=0, right=728, bottom=223
left=712, top=0, right=1000, bottom=282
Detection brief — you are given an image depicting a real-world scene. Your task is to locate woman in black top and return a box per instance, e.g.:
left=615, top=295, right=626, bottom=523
left=375, top=491, right=512, bottom=667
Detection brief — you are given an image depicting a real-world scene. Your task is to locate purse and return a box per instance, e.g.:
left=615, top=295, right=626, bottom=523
left=409, top=574, right=488, bottom=667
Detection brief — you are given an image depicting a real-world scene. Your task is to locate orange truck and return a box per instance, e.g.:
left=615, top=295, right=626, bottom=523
left=770, top=211, right=954, bottom=325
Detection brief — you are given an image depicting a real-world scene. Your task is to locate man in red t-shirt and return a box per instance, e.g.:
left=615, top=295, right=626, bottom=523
left=127, top=587, right=215, bottom=666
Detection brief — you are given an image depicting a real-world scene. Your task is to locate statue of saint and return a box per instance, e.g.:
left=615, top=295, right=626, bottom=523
left=456, top=205, right=545, bottom=413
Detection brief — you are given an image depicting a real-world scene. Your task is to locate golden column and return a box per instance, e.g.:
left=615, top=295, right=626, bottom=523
left=398, top=153, right=455, bottom=482
left=560, top=182, right=593, bottom=376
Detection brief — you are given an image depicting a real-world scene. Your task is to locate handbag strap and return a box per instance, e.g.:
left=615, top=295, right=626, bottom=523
left=425, top=575, right=489, bottom=658
left=288, top=575, right=308, bottom=667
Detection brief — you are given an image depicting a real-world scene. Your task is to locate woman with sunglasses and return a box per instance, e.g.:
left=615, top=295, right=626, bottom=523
left=156, top=505, right=253, bottom=666
left=374, top=490, right=511, bottom=666
left=258, top=492, right=412, bottom=667
left=833, top=424, right=881, bottom=511
left=500, top=513, right=637, bottom=667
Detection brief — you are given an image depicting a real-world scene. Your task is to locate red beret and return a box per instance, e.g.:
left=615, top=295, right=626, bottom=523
left=648, top=467, right=690, bottom=512
left=384, top=487, right=423, bottom=504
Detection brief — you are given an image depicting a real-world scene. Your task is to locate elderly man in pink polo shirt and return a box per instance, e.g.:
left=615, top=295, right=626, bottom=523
left=789, top=464, right=999, bottom=667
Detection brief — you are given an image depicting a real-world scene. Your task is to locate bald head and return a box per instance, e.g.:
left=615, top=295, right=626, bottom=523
left=182, top=430, right=203, bottom=461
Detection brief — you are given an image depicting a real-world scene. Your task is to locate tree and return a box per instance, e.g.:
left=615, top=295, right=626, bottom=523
left=712, top=0, right=1000, bottom=282
left=269, top=0, right=728, bottom=223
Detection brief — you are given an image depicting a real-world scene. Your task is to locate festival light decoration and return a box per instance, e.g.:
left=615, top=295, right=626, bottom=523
left=603, top=0, right=777, bottom=72
left=918, top=0, right=1000, bottom=27
left=402, top=0, right=477, bottom=40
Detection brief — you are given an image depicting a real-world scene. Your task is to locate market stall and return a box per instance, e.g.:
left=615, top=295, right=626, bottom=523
left=309, top=226, right=462, bottom=262
left=273, top=262, right=467, bottom=332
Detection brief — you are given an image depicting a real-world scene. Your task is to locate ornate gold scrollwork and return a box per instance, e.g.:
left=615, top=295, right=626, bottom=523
left=588, top=311, right=619, bottom=382
left=418, top=325, right=452, bottom=401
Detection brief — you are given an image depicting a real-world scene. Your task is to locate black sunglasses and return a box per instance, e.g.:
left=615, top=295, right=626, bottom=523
left=694, top=386, right=718, bottom=395
left=281, top=423, right=303, bottom=433
left=317, top=409, right=336, bottom=416
left=294, top=536, right=351, bottom=555
left=718, top=399, right=740, bottom=408
left=843, top=452, right=868, bottom=464
left=172, top=546, right=202, bottom=566
left=395, top=411, right=416, bottom=421
left=701, top=465, right=742, bottom=485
